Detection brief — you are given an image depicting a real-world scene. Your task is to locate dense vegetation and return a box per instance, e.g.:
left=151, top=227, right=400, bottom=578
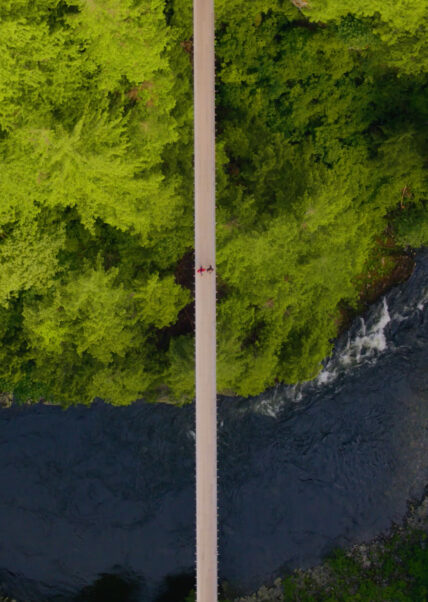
left=281, top=531, right=428, bottom=601
left=0, top=0, right=426, bottom=406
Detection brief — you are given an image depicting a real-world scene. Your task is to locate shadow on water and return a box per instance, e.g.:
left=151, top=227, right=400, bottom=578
left=153, top=572, right=195, bottom=601
left=73, top=573, right=141, bottom=602
left=0, top=249, right=427, bottom=601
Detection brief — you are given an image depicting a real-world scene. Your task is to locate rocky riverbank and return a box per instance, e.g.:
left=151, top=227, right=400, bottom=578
left=231, top=486, right=428, bottom=601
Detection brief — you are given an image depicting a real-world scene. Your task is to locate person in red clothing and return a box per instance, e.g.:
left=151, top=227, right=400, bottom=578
left=197, top=265, right=206, bottom=275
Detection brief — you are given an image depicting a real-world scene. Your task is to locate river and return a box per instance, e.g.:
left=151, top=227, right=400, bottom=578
left=0, top=249, right=427, bottom=601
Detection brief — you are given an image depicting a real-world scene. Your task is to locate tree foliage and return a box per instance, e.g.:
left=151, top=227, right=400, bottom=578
left=0, top=0, right=426, bottom=405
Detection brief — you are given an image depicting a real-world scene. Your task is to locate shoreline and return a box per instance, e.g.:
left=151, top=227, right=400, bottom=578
left=0, top=245, right=418, bottom=410
left=228, top=485, right=428, bottom=601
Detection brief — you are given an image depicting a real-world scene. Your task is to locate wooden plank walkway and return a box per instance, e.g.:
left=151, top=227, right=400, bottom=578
left=193, top=0, right=217, bottom=599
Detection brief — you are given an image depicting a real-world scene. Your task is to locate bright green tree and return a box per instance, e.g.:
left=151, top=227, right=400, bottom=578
left=0, top=0, right=426, bottom=405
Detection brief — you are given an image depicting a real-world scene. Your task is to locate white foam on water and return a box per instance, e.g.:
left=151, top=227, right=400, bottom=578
left=252, top=387, right=283, bottom=417
left=393, top=312, right=407, bottom=322
left=412, top=286, right=428, bottom=312
left=294, top=389, right=303, bottom=402
left=416, top=291, right=427, bottom=311
left=249, top=284, right=427, bottom=417
left=251, top=382, right=304, bottom=416
left=316, top=367, right=338, bottom=385
left=283, top=383, right=304, bottom=403
left=338, top=296, right=391, bottom=367
left=257, top=399, right=280, bottom=418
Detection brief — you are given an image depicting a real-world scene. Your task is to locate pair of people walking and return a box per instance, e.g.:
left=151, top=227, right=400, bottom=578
left=197, top=265, right=214, bottom=275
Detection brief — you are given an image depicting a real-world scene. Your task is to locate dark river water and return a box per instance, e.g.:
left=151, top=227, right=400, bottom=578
left=0, top=249, right=427, bottom=602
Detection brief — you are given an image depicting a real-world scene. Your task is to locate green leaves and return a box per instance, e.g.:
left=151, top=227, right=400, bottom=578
left=212, top=3, right=427, bottom=397
left=0, top=0, right=193, bottom=405
left=278, top=531, right=428, bottom=601
left=61, top=0, right=171, bottom=91
left=132, top=273, right=191, bottom=329
left=22, top=255, right=138, bottom=362
left=0, top=216, right=66, bottom=307
left=0, top=0, right=426, bottom=405
left=21, top=253, right=189, bottom=359
left=164, top=335, right=195, bottom=403
left=306, top=0, right=428, bottom=75
left=395, top=204, right=428, bottom=248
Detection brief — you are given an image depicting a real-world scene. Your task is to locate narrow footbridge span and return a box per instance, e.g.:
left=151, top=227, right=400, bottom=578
left=193, top=0, right=217, bottom=600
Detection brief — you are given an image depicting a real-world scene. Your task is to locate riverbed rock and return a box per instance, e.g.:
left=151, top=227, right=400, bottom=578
left=0, top=394, right=12, bottom=409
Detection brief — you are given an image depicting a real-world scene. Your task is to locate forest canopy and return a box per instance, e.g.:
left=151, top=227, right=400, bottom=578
left=0, top=0, right=426, bottom=406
